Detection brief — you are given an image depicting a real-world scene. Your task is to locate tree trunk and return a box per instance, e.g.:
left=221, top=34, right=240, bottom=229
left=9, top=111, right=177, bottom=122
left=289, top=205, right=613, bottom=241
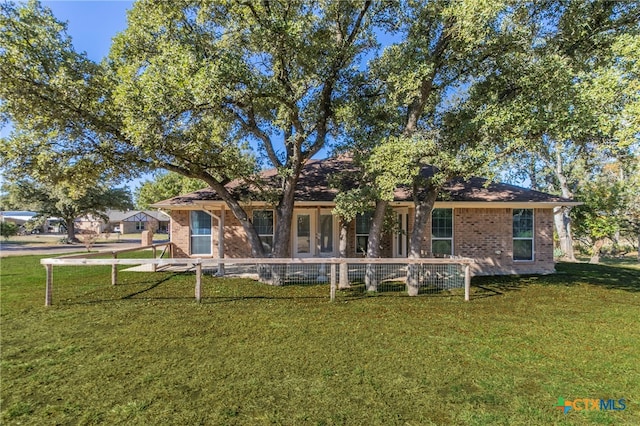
left=65, top=217, right=78, bottom=243
left=637, top=233, right=640, bottom=263
left=365, top=200, right=387, bottom=292
left=200, top=180, right=271, bottom=281
left=589, top=239, right=605, bottom=264
left=338, top=221, right=350, bottom=289
left=270, top=169, right=301, bottom=285
left=553, top=145, right=576, bottom=261
left=554, top=206, right=576, bottom=261
left=407, top=186, right=438, bottom=296
left=206, top=180, right=266, bottom=258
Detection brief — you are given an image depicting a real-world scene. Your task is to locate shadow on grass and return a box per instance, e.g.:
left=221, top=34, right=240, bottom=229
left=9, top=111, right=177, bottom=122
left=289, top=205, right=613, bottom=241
left=471, top=261, right=640, bottom=298
left=54, top=260, right=640, bottom=306
left=120, top=274, right=182, bottom=300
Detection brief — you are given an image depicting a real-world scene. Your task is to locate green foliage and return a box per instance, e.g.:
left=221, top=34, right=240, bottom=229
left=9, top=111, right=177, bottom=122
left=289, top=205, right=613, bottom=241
left=571, top=159, right=640, bottom=252
left=107, top=0, right=375, bottom=181
left=0, top=1, right=138, bottom=182
left=1, top=0, right=638, bottom=258
left=0, top=221, right=19, bottom=240
left=474, top=1, right=640, bottom=192
left=135, top=172, right=207, bottom=209
left=1, top=0, right=376, bottom=256
left=1, top=179, right=133, bottom=236
left=572, top=179, right=626, bottom=242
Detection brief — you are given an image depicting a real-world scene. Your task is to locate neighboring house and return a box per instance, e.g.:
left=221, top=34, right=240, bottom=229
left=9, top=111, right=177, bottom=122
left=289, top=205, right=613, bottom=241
left=0, top=211, right=37, bottom=226
left=152, top=157, right=579, bottom=276
left=0, top=211, right=64, bottom=233
left=75, top=210, right=171, bottom=234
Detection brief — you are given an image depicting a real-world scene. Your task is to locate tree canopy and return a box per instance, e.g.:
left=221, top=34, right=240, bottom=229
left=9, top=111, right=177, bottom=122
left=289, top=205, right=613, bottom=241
left=135, top=172, right=207, bottom=209
left=1, top=0, right=376, bottom=261
left=1, top=178, right=133, bottom=242
left=1, top=0, right=638, bottom=265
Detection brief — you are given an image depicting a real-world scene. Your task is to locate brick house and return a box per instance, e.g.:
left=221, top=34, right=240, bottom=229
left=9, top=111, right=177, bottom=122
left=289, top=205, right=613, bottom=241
left=75, top=210, right=170, bottom=234
left=152, top=157, right=579, bottom=276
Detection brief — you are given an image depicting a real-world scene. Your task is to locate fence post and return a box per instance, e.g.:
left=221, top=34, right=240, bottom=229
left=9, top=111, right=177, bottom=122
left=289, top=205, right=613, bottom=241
left=112, top=252, right=118, bottom=286
left=152, top=246, right=157, bottom=272
left=464, top=263, right=471, bottom=301
left=195, top=260, right=202, bottom=302
left=330, top=263, right=336, bottom=302
left=45, top=264, right=53, bottom=306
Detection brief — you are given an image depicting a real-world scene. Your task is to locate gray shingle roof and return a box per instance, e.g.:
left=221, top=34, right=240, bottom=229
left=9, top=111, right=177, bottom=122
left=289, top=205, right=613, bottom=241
left=153, top=156, right=576, bottom=207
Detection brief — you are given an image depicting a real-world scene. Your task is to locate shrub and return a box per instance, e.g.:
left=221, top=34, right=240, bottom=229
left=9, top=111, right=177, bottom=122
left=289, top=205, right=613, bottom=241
left=0, top=222, right=19, bottom=240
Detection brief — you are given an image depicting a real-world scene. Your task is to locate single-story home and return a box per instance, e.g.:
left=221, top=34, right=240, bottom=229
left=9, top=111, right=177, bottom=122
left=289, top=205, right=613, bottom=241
left=152, top=156, right=579, bottom=276
left=0, top=211, right=37, bottom=226
left=75, top=210, right=171, bottom=234
left=0, top=211, right=64, bottom=233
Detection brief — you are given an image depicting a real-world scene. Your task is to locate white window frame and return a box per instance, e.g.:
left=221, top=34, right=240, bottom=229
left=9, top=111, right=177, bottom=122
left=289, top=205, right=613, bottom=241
left=393, top=209, right=409, bottom=258
left=190, top=210, right=213, bottom=256
left=253, top=210, right=275, bottom=253
left=318, top=209, right=337, bottom=256
left=355, top=212, right=373, bottom=255
left=431, top=208, right=453, bottom=257
left=513, top=208, right=534, bottom=261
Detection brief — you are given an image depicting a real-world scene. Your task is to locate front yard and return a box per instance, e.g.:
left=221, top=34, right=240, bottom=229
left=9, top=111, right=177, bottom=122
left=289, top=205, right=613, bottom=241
left=1, top=255, right=639, bottom=425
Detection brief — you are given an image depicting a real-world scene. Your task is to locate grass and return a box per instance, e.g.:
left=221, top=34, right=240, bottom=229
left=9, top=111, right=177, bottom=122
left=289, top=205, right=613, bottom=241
left=1, top=256, right=639, bottom=425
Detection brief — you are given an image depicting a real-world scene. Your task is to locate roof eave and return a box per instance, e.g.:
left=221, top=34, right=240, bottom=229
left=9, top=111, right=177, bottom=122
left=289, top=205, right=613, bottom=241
left=152, top=199, right=582, bottom=210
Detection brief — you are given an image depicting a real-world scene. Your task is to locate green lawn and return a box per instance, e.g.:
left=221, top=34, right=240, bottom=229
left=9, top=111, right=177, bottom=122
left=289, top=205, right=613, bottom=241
left=1, top=256, right=639, bottom=425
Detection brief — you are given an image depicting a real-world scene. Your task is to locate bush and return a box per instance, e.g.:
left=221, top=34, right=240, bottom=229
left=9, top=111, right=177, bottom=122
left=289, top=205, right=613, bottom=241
left=0, top=222, right=19, bottom=240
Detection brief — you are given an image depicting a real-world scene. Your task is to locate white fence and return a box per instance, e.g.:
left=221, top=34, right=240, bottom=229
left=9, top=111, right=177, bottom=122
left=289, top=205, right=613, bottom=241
left=40, top=257, right=474, bottom=306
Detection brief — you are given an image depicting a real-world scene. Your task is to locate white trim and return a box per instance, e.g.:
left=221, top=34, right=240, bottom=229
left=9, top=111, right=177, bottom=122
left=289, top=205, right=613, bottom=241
left=189, top=210, right=214, bottom=256
left=293, top=209, right=316, bottom=257
left=512, top=208, right=535, bottom=262
left=252, top=209, right=275, bottom=253
left=393, top=208, right=409, bottom=258
left=431, top=208, right=454, bottom=257
left=318, top=209, right=338, bottom=257
left=354, top=212, right=372, bottom=256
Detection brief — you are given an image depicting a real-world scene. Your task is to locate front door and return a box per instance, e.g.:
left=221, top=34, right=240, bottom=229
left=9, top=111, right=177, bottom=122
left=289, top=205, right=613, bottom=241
left=294, top=211, right=314, bottom=257
left=293, top=210, right=336, bottom=257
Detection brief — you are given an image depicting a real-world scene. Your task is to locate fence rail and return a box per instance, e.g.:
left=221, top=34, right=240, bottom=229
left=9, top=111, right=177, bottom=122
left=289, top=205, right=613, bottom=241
left=40, top=256, right=474, bottom=306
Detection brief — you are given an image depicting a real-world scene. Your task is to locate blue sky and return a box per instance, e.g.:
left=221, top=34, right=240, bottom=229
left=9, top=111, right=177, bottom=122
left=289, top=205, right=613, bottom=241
left=42, top=1, right=133, bottom=61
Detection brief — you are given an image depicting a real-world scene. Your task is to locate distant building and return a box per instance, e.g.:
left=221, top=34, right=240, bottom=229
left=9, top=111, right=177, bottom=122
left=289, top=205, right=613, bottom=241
left=0, top=211, right=37, bottom=226
left=0, top=211, right=64, bottom=233
left=75, top=210, right=171, bottom=234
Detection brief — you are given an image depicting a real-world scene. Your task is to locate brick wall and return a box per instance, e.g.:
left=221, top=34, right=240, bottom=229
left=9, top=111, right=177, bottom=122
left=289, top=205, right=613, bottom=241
left=170, top=210, right=190, bottom=258
left=223, top=209, right=253, bottom=258
left=454, top=208, right=555, bottom=275
left=168, top=206, right=556, bottom=276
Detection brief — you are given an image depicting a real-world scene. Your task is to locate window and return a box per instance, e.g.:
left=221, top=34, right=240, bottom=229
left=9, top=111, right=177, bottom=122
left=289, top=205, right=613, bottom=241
left=253, top=210, right=274, bottom=252
left=136, top=221, right=145, bottom=231
left=190, top=211, right=212, bottom=255
left=513, top=209, right=534, bottom=261
left=394, top=211, right=408, bottom=258
left=319, top=214, right=334, bottom=254
left=431, top=208, right=453, bottom=257
left=355, top=212, right=373, bottom=255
